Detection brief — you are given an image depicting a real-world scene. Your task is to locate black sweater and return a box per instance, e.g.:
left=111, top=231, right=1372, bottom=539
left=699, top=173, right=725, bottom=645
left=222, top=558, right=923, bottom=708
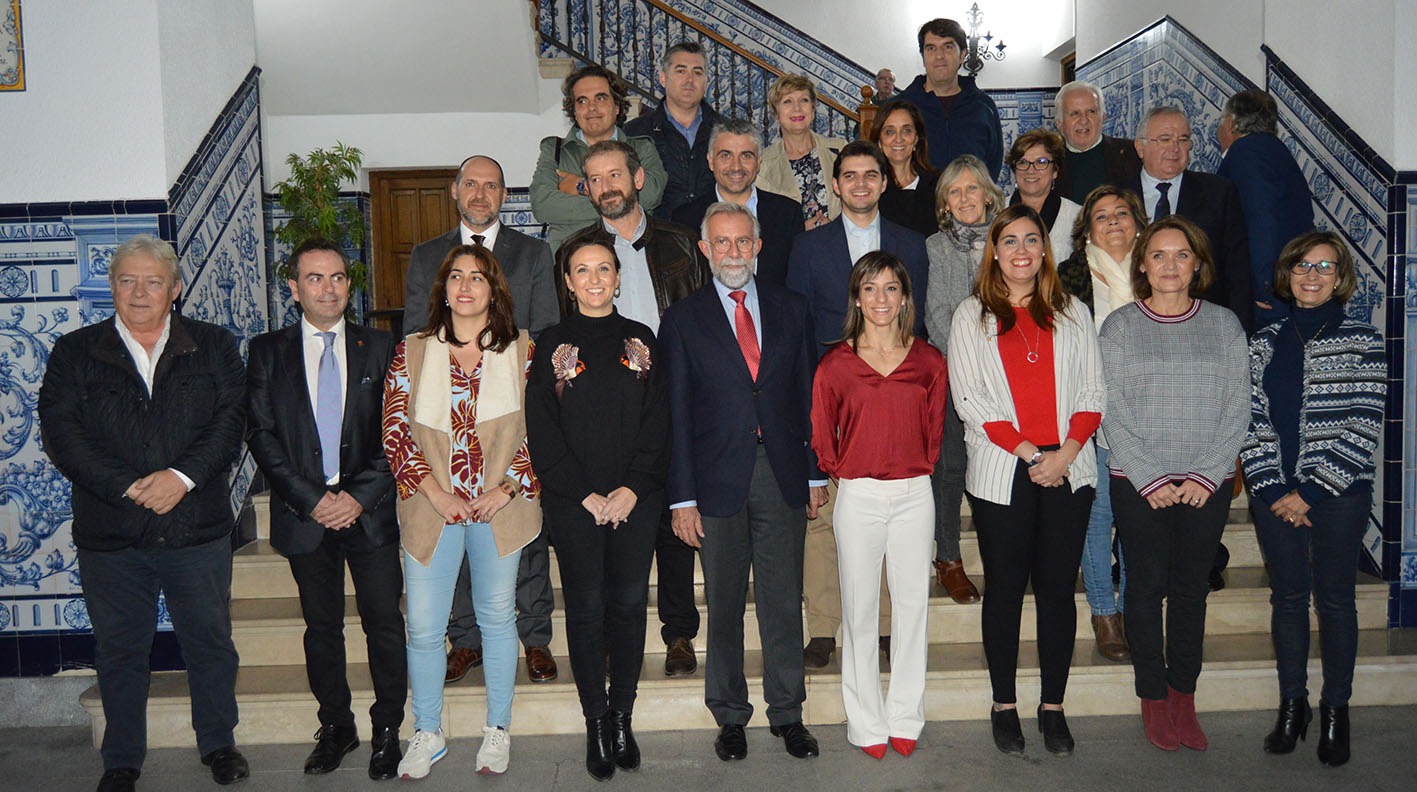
left=525, top=309, right=670, bottom=513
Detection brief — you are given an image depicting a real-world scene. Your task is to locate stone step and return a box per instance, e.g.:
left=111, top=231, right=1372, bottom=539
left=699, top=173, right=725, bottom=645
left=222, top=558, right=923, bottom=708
left=231, top=519, right=1266, bottom=601
left=226, top=568, right=1387, bottom=666
left=79, top=628, right=1417, bottom=747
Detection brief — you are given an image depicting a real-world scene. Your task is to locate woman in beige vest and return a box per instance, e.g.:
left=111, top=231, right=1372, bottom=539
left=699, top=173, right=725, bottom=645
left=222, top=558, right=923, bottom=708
left=381, top=244, right=540, bottom=779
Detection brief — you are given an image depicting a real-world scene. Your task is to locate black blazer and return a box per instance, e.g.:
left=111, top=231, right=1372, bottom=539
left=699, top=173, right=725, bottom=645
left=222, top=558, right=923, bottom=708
left=660, top=280, right=818, bottom=516
left=1125, top=169, right=1254, bottom=333
left=403, top=224, right=558, bottom=338
left=246, top=321, right=398, bottom=556
left=671, top=190, right=804, bottom=287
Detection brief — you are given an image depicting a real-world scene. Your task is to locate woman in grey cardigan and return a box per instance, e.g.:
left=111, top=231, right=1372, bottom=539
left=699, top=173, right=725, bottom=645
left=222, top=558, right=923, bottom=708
left=922, top=154, right=1002, bottom=604
left=1098, top=216, right=1249, bottom=754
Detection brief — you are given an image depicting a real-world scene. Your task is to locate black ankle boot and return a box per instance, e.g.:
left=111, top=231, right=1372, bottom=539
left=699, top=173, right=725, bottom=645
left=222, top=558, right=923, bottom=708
left=1316, top=702, right=1349, bottom=767
left=585, top=713, right=616, bottom=781
left=1036, top=705, right=1075, bottom=755
left=990, top=707, right=1025, bottom=755
left=608, top=709, right=640, bottom=771
left=1263, top=698, right=1311, bottom=754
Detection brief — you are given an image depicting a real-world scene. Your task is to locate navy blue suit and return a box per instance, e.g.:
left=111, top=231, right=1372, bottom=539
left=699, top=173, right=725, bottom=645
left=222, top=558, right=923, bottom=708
left=1217, top=133, right=1314, bottom=327
left=785, top=215, right=929, bottom=354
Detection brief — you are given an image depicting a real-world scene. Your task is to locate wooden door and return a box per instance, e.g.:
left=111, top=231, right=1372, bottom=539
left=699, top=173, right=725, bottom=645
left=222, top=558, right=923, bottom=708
left=369, top=168, right=459, bottom=333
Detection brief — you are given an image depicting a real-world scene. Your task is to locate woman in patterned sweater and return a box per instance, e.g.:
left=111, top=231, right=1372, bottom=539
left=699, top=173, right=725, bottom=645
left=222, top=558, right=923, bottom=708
left=1240, top=231, right=1385, bottom=767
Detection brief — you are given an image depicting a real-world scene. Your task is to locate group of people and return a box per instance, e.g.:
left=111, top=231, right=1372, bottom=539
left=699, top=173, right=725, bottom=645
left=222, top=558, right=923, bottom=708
left=36, top=16, right=1384, bottom=792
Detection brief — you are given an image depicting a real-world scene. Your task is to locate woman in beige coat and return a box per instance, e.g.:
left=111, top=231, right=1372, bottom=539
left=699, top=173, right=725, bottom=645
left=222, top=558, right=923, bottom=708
left=758, top=74, right=846, bottom=230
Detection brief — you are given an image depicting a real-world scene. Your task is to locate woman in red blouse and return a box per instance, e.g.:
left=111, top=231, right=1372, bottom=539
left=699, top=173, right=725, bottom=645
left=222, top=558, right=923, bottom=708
left=382, top=244, right=540, bottom=779
left=811, top=251, right=948, bottom=760
left=946, top=204, right=1106, bottom=756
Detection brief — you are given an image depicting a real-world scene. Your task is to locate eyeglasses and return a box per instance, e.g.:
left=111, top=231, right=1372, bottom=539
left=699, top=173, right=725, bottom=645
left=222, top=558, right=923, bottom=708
left=1146, top=135, right=1193, bottom=148
left=710, top=237, right=757, bottom=252
left=1290, top=260, right=1338, bottom=275
left=1012, top=157, right=1054, bottom=171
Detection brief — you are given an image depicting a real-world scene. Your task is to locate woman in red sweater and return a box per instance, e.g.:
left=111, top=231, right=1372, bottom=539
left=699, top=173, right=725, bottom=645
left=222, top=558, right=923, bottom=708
left=811, top=251, right=948, bottom=760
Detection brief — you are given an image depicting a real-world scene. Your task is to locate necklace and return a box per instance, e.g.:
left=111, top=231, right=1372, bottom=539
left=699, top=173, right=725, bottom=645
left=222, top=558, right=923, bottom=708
left=1016, top=320, right=1041, bottom=363
left=1293, top=317, right=1326, bottom=348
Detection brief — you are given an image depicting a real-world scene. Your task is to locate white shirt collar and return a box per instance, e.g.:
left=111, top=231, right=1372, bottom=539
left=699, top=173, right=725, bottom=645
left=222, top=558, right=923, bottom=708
left=460, top=219, right=501, bottom=249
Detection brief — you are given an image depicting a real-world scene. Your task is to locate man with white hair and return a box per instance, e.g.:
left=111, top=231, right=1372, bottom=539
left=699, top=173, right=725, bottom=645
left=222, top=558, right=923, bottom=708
left=1054, top=80, right=1142, bottom=204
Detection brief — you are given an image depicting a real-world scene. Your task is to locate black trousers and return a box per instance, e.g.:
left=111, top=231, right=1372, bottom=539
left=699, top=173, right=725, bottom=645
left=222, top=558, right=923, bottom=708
left=1112, top=477, right=1232, bottom=699
left=77, top=536, right=239, bottom=770
left=931, top=392, right=966, bottom=562
left=286, top=524, right=407, bottom=730
left=699, top=446, right=807, bottom=727
left=447, top=530, right=554, bottom=649
left=656, top=506, right=701, bottom=644
left=546, top=494, right=660, bottom=718
left=967, top=459, right=1092, bottom=705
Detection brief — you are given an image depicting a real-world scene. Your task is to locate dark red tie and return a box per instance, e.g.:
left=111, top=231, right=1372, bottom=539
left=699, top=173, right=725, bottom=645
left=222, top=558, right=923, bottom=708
left=730, top=290, right=760, bottom=380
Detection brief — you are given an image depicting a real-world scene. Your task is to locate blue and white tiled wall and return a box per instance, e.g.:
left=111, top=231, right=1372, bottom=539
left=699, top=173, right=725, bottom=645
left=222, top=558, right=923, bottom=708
left=0, top=67, right=268, bottom=675
left=1397, top=174, right=1417, bottom=619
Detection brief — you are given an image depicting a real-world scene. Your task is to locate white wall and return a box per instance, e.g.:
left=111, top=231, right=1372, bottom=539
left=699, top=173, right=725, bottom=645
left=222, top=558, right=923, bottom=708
left=1076, top=0, right=1265, bottom=85
left=158, top=0, right=259, bottom=186
left=751, top=0, right=1068, bottom=90
left=1395, top=1, right=1417, bottom=169
left=0, top=1, right=168, bottom=203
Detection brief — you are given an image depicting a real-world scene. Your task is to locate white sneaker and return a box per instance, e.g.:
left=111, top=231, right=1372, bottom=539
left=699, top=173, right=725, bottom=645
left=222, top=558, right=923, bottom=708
left=476, top=726, right=511, bottom=775
left=397, top=728, right=446, bottom=779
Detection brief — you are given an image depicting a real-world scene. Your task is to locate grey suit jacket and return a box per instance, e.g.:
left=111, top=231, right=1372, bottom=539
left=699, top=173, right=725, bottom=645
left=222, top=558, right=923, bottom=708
left=403, top=224, right=559, bottom=338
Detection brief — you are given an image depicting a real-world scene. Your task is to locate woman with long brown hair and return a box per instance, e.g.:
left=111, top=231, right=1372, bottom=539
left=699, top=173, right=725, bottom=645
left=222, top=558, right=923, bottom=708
left=870, top=99, right=939, bottom=236
left=947, top=204, right=1105, bottom=756
left=382, top=244, right=540, bottom=779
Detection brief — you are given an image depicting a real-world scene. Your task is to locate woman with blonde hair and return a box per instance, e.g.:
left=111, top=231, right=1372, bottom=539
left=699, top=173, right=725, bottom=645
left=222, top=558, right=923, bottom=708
left=758, top=74, right=847, bottom=230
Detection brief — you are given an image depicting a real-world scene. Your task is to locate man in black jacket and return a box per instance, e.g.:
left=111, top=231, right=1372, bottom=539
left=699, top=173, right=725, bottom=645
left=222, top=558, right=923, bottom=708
left=246, top=238, right=406, bottom=780
left=37, top=234, right=248, bottom=791
left=556, top=139, right=711, bottom=676
left=626, top=41, right=722, bottom=222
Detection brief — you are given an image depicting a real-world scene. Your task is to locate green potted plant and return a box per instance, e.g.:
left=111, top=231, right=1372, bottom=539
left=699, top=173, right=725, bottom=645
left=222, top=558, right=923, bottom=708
left=272, top=142, right=366, bottom=292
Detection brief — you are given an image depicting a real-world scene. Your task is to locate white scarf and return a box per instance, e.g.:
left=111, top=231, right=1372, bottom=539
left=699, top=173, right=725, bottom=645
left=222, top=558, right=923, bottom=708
left=412, top=329, right=520, bottom=438
left=1084, top=242, right=1135, bottom=327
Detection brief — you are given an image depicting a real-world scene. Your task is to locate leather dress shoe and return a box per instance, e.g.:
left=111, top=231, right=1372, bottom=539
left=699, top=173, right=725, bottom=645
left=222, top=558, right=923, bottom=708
left=445, top=647, right=483, bottom=683
left=934, top=559, right=981, bottom=603
left=1037, top=706, right=1075, bottom=755
left=802, top=637, right=835, bottom=669
left=714, top=724, right=748, bottom=761
left=990, top=707, right=1025, bottom=755
left=608, top=709, right=640, bottom=770
left=1091, top=613, right=1131, bottom=661
left=1263, top=698, right=1311, bottom=754
left=96, top=768, right=140, bottom=792
left=525, top=645, right=558, bottom=682
left=304, top=724, right=359, bottom=774
left=368, top=725, right=402, bottom=781
left=201, top=746, right=250, bottom=785
left=770, top=722, right=819, bottom=758
left=879, top=635, right=891, bottom=660
left=664, top=637, right=697, bottom=676
left=585, top=713, right=616, bottom=782
left=1317, top=702, right=1350, bottom=766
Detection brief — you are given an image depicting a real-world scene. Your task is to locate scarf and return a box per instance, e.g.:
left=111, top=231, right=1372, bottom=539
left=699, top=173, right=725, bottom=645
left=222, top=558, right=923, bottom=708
left=1084, top=242, right=1135, bottom=325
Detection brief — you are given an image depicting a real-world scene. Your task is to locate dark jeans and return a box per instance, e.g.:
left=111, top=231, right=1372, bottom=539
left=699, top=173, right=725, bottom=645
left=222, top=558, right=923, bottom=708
left=286, top=525, right=407, bottom=730
left=931, top=393, right=966, bottom=562
left=699, top=446, right=807, bottom=727
left=656, top=505, right=701, bottom=644
left=545, top=494, right=660, bottom=718
left=1254, top=490, right=1369, bottom=706
left=1112, top=477, right=1232, bottom=700
left=967, top=459, right=1092, bottom=705
left=78, top=536, right=240, bottom=770
left=448, top=530, right=554, bottom=649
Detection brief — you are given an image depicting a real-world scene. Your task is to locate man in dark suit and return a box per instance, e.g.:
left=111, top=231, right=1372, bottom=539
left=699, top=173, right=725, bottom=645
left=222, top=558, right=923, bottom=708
left=246, top=238, right=407, bottom=780
left=1217, top=89, right=1315, bottom=328
left=673, top=118, right=803, bottom=286
left=660, top=201, right=825, bottom=762
left=402, top=154, right=560, bottom=686
left=1126, top=106, right=1254, bottom=333
left=785, top=140, right=926, bottom=667
left=1054, top=80, right=1142, bottom=204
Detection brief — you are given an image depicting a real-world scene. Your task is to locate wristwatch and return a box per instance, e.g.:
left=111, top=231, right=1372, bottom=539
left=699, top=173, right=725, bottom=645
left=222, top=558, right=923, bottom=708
left=576, top=179, right=587, bottom=196
left=1027, top=450, right=1044, bottom=467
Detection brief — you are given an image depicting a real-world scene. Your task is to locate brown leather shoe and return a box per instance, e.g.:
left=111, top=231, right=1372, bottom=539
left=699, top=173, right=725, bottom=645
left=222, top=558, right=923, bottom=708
left=1091, top=613, right=1131, bottom=661
left=802, top=637, right=835, bottom=669
left=445, top=647, right=483, bottom=683
left=934, top=559, right=981, bottom=604
left=525, top=645, right=558, bottom=682
left=664, top=637, right=697, bottom=676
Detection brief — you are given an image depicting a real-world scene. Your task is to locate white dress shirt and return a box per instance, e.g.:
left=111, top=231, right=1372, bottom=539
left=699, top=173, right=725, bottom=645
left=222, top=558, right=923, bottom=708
left=301, top=315, right=348, bottom=485
left=1140, top=168, right=1183, bottom=221
left=461, top=218, right=501, bottom=249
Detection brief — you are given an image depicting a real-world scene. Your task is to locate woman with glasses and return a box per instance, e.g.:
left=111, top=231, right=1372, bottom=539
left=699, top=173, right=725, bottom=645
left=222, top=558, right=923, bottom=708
left=1240, top=232, right=1384, bottom=767
left=1006, top=130, right=1080, bottom=267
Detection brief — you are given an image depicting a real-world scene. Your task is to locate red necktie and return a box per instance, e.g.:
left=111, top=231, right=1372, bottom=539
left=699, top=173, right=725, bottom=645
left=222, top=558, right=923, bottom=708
left=730, top=290, right=760, bottom=380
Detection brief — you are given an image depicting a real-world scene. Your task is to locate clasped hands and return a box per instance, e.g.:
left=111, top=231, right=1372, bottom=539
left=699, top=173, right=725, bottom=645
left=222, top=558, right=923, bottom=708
left=423, top=476, right=514, bottom=526
left=125, top=470, right=189, bottom=515
left=310, top=491, right=365, bottom=531
left=1269, top=490, right=1312, bottom=527
left=1016, top=441, right=1080, bottom=489
left=1143, top=479, right=1213, bottom=511
left=581, top=487, right=638, bottom=528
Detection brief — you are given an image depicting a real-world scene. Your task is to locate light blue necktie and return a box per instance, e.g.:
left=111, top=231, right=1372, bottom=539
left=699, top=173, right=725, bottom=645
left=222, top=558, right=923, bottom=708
left=316, top=331, right=341, bottom=481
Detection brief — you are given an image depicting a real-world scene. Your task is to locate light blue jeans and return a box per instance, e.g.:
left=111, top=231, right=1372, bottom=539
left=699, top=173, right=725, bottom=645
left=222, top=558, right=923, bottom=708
left=404, top=522, right=522, bottom=732
left=1081, top=446, right=1126, bottom=615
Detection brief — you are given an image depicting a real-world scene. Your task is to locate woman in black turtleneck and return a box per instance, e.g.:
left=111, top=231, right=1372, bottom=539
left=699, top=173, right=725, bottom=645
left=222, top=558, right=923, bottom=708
left=1239, top=232, right=1385, bottom=768
left=525, top=237, right=669, bottom=782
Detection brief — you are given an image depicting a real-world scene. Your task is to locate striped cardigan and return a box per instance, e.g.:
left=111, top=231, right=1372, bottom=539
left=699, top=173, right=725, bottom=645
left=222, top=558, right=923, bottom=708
left=1239, top=317, right=1385, bottom=500
left=947, top=296, right=1106, bottom=505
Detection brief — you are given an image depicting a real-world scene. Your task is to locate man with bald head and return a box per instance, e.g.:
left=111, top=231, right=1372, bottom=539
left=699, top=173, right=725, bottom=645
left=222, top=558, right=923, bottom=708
left=1053, top=80, right=1141, bottom=204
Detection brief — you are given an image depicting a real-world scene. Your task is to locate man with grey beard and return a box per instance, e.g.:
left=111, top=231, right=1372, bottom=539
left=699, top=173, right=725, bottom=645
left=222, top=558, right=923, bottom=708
left=658, top=202, right=825, bottom=762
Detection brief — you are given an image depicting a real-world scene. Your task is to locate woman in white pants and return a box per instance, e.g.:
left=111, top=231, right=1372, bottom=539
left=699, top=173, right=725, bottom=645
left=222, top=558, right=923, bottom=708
left=811, top=251, right=949, bottom=759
